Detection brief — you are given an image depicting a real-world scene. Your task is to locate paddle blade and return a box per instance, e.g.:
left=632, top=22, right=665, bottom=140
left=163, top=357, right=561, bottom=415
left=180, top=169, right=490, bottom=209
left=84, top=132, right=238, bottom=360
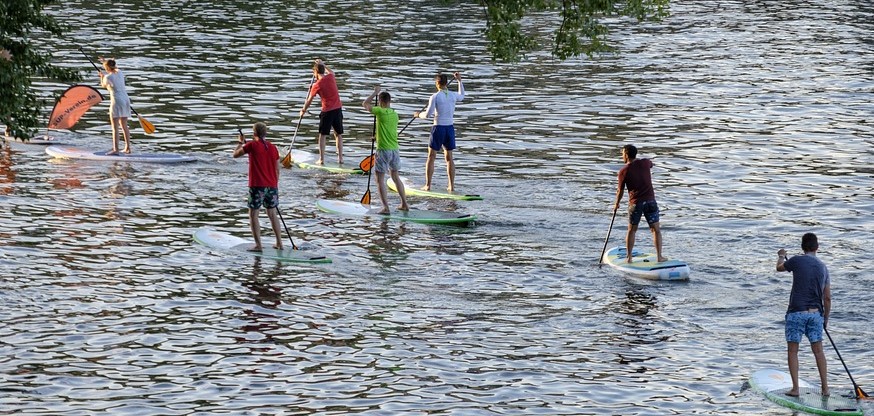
left=281, top=152, right=293, bottom=169
left=360, top=190, right=371, bottom=205
left=138, top=115, right=156, bottom=134
left=359, top=154, right=374, bottom=172
left=857, top=386, right=870, bottom=400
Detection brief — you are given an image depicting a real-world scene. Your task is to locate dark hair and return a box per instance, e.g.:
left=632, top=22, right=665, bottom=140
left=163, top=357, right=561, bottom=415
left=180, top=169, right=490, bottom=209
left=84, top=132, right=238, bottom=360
left=253, top=122, right=267, bottom=139
left=435, top=73, right=449, bottom=87
left=313, top=62, right=326, bottom=75
left=801, top=232, right=818, bottom=252
left=378, top=91, right=391, bottom=105
left=104, top=59, right=117, bottom=70
left=622, top=144, right=638, bottom=159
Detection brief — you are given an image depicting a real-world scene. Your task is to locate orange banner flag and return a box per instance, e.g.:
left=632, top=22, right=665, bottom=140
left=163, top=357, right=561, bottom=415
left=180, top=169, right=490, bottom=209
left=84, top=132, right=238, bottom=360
left=47, top=85, right=104, bottom=130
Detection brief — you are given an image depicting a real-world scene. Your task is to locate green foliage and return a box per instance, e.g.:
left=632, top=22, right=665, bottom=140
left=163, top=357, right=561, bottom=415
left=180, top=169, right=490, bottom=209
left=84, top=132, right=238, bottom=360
left=1, top=0, right=80, bottom=140
left=481, top=0, right=670, bottom=61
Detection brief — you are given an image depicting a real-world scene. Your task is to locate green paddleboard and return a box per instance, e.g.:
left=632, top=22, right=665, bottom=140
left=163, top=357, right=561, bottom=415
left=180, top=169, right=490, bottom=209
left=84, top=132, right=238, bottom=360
left=316, top=199, right=476, bottom=225
left=387, top=176, right=483, bottom=201
left=750, top=369, right=862, bottom=416
left=289, top=150, right=364, bottom=174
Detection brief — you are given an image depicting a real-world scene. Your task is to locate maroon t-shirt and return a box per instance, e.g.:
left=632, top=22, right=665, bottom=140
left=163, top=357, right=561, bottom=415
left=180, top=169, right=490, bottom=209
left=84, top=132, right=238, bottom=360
left=618, top=158, right=655, bottom=205
left=243, top=139, right=279, bottom=187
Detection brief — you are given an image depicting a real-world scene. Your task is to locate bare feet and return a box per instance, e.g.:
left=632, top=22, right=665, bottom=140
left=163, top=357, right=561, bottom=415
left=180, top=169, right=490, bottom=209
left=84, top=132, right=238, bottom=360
left=821, top=388, right=829, bottom=397
left=398, top=204, right=409, bottom=211
left=315, top=159, right=324, bottom=165
left=122, top=148, right=131, bottom=154
left=273, top=244, right=283, bottom=250
left=626, top=257, right=634, bottom=264
left=447, top=185, right=455, bottom=192
left=785, top=390, right=800, bottom=397
left=421, top=185, right=430, bottom=191
left=106, top=150, right=119, bottom=156
left=658, top=256, right=669, bottom=262
left=247, top=245, right=263, bottom=252
left=337, top=156, right=343, bottom=164
left=376, top=207, right=390, bottom=215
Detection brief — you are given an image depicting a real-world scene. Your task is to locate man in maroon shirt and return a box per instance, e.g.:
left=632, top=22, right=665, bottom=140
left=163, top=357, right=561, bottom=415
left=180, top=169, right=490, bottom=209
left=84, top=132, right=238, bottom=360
left=233, top=122, right=283, bottom=251
left=613, top=144, right=667, bottom=263
left=299, top=58, right=344, bottom=165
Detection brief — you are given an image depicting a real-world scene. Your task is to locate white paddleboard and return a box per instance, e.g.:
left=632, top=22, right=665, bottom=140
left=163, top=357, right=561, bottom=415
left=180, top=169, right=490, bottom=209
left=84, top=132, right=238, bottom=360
left=46, top=145, right=196, bottom=164
left=387, top=176, right=483, bottom=201
left=193, top=228, right=331, bottom=264
left=749, top=369, right=862, bottom=416
left=601, top=246, right=690, bottom=280
left=288, top=149, right=364, bottom=174
left=316, top=199, right=476, bottom=225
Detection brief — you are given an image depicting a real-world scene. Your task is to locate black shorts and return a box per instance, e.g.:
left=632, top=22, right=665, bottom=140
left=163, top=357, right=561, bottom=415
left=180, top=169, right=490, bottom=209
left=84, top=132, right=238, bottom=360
left=318, top=108, right=344, bottom=136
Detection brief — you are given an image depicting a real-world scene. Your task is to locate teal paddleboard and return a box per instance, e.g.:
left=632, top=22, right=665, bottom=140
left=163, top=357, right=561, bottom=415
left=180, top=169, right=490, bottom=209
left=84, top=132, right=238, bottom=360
left=193, top=228, right=332, bottom=264
left=289, top=149, right=364, bottom=174
left=316, top=199, right=476, bottom=225
left=387, top=176, right=483, bottom=201
left=750, top=369, right=862, bottom=416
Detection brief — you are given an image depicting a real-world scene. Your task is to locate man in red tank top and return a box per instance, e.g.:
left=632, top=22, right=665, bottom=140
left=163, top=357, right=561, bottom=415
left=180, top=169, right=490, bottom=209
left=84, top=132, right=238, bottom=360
left=233, top=122, right=283, bottom=251
left=299, top=58, right=344, bottom=165
left=614, top=144, right=667, bottom=263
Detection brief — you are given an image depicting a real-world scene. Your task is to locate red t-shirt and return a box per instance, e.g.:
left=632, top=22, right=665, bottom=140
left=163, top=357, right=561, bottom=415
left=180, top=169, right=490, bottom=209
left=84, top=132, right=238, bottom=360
left=618, top=158, right=655, bottom=205
left=243, top=139, right=279, bottom=187
left=309, top=72, right=342, bottom=112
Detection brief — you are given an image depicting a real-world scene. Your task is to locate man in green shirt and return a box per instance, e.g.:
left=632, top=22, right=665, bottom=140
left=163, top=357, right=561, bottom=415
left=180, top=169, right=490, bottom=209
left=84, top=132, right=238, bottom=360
left=363, top=86, right=409, bottom=215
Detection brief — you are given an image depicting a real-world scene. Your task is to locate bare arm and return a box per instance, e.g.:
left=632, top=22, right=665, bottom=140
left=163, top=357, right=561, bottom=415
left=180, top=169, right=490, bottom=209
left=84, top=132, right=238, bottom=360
left=776, top=249, right=788, bottom=271
left=614, top=181, right=625, bottom=211
left=822, top=284, right=831, bottom=328
left=362, top=86, right=379, bottom=112
left=232, top=133, right=246, bottom=158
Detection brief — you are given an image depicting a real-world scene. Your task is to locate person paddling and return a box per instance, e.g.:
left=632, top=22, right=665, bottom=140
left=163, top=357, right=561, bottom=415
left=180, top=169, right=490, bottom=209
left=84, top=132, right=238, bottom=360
left=363, top=86, right=409, bottom=215
left=299, top=58, right=344, bottom=165
left=232, top=122, right=283, bottom=251
left=414, top=72, right=465, bottom=192
left=776, top=233, right=831, bottom=398
left=613, top=144, right=668, bottom=263
left=97, top=58, right=132, bottom=155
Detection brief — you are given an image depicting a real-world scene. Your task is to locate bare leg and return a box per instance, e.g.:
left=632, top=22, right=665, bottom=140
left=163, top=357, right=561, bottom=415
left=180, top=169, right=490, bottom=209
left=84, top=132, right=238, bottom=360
left=265, top=207, right=283, bottom=250
left=625, top=223, right=638, bottom=263
left=786, top=342, right=800, bottom=396
left=650, top=222, right=667, bottom=262
left=248, top=208, right=262, bottom=251
left=108, top=115, right=119, bottom=154
left=424, top=147, right=437, bottom=191
left=444, top=149, right=455, bottom=192
left=119, top=117, right=132, bottom=153
left=316, top=134, right=326, bottom=165
left=334, top=133, right=343, bottom=164
left=811, top=341, right=829, bottom=396
left=376, top=171, right=389, bottom=214
left=391, top=169, right=409, bottom=211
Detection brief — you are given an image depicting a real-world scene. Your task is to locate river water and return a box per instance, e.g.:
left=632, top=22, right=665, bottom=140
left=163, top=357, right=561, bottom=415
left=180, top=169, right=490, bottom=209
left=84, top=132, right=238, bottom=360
left=1, top=1, right=872, bottom=414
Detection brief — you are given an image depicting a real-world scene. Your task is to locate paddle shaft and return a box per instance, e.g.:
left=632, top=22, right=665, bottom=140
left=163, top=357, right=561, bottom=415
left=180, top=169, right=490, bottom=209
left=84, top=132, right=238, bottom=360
left=289, top=75, right=316, bottom=151
left=361, top=113, right=376, bottom=205
left=397, top=79, right=455, bottom=137
left=275, top=206, right=298, bottom=250
left=598, top=207, right=619, bottom=267
left=824, top=328, right=868, bottom=399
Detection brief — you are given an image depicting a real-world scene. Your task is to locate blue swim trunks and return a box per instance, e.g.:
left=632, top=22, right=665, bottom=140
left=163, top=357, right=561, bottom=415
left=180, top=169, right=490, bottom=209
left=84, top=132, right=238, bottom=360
left=429, top=125, right=456, bottom=151
left=628, top=200, right=660, bottom=226
left=785, top=311, right=824, bottom=344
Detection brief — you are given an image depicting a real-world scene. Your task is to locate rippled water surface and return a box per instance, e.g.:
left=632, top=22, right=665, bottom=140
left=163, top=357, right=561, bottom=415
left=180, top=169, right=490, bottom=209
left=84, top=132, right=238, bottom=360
left=2, top=1, right=873, bottom=414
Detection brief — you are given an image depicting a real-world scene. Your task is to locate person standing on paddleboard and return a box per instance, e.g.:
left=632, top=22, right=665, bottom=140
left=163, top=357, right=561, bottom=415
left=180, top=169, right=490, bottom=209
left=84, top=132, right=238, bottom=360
left=776, top=232, right=831, bottom=397
left=414, top=72, right=465, bottom=192
left=363, top=86, right=409, bottom=215
left=233, top=122, right=283, bottom=251
left=299, top=58, right=344, bottom=165
left=97, top=58, right=132, bottom=155
left=614, top=144, right=668, bottom=263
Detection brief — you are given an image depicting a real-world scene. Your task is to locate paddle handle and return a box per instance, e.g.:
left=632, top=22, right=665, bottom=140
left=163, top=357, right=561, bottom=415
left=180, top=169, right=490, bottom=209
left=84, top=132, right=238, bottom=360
left=598, top=207, right=619, bottom=267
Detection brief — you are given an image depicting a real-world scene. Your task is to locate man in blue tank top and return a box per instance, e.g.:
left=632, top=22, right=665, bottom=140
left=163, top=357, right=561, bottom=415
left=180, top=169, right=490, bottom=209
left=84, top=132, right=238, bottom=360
left=776, top=232, right=831, bottom=397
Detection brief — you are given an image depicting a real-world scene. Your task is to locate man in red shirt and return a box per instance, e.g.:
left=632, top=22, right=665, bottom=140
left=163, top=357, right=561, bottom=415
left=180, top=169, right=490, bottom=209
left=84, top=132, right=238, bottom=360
left=233, top=122, right=283, bottom=251
left=613, top=144, right=667, bottom=263
left=299, top=58, right=344, bottom=165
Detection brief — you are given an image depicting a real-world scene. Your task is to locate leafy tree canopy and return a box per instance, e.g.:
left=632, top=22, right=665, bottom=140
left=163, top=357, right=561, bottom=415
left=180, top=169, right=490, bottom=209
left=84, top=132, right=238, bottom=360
left=480, top=0, right=670, bottom=61
left=1, top=0, right=79, bottom=140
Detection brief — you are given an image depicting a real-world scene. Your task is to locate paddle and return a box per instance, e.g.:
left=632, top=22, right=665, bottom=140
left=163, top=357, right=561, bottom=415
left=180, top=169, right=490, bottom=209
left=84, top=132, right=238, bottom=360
left=825, top=328, right=870, bottom=400
left=78, top=47, right=156, bottom=134
left=598, top=207, right=619, bottom=267
left=397, top=78, right=454, bottom=137
left=281, top=74, right=316, bottom=169
left=360, top=114, right=377, bottom=205
left=275, top=206, right=298, bottom=250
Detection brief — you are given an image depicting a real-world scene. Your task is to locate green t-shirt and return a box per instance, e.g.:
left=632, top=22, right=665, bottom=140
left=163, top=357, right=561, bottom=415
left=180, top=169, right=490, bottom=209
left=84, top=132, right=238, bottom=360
left=371, top=106, right=399, bottom=151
